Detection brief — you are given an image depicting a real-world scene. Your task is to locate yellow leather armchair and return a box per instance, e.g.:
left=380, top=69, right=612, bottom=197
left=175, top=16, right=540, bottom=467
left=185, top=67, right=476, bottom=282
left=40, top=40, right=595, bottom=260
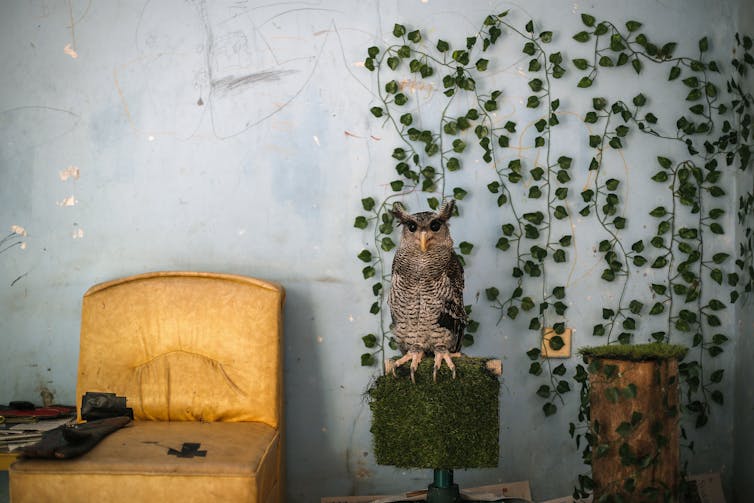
left=10, top=271, right=285, bottom=503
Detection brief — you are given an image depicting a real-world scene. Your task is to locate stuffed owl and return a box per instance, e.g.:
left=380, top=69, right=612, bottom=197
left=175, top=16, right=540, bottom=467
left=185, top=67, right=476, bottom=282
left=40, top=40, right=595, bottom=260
left=388, top=199, right=467, bottom=382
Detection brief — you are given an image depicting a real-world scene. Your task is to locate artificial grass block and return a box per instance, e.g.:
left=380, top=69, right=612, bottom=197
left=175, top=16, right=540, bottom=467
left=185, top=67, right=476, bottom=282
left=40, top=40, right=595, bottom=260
left=579, top=342, right=688, bottom=361
left=368, top=356, right=500, bottom=469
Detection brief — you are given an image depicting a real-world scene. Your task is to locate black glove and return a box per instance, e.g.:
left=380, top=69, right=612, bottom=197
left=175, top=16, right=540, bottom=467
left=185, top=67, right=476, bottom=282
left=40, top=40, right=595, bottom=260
left=20, top=416, right=131, bottom=459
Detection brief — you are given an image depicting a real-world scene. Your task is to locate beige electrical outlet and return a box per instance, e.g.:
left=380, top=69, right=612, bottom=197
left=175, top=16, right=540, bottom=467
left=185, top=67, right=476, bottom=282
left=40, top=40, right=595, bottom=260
left=541, top=327, right=573, bottom=358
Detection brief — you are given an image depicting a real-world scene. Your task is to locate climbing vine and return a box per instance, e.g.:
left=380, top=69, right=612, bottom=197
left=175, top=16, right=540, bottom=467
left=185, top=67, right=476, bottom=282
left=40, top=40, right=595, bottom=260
left=356, top=15, right=514, bottom=368
left=358, top=7, right=752, bottom=501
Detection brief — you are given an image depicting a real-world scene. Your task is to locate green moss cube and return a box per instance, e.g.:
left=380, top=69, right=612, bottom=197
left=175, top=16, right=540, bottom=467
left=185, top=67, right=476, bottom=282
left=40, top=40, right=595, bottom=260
left=368, top=356, right=500, bottom=469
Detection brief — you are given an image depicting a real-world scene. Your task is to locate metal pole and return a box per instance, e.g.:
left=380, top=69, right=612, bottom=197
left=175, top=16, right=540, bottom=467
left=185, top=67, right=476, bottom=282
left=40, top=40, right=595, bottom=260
left=426, top=469, right=461, bottom=503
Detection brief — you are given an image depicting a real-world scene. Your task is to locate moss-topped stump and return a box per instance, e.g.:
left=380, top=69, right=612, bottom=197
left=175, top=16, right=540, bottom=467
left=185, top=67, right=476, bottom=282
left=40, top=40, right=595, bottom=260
left=579, top=342, right=688, bottom=361
left=368, top=356, right=500, bottom=469
left=580, top=343, right=687, bottom=502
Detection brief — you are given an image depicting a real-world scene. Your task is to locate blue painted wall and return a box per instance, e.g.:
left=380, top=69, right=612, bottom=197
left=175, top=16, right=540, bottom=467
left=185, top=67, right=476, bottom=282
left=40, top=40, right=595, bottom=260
left=733, top=3, right=754, bottom=499
left=1, top=1, right=751, bottom=501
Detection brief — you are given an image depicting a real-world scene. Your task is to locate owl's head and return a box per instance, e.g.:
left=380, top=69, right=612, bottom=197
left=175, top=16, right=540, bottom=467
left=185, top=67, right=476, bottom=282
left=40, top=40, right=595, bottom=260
left=391, top=199, right=456, bottom=252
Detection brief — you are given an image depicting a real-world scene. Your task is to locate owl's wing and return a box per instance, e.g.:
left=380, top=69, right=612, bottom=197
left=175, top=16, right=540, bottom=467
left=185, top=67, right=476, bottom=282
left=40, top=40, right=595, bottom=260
left=437, top=252, right=467, bottom=353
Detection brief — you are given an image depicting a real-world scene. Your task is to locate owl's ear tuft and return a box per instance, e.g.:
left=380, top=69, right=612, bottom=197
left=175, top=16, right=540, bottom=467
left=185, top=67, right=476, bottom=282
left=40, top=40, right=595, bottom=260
left=437, top=199, right=456, bottom=221
left=391, top=201, right=411, bottom=223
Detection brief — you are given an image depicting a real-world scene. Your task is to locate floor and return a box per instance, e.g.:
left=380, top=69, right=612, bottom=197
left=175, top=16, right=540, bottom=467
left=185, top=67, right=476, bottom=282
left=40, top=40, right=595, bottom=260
left=0, top=471, right=8, bottom=503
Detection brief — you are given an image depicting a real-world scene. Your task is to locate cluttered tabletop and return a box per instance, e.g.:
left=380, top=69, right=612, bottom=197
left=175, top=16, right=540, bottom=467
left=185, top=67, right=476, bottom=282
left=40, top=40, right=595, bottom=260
left=0, top=401, right=76, bottom=469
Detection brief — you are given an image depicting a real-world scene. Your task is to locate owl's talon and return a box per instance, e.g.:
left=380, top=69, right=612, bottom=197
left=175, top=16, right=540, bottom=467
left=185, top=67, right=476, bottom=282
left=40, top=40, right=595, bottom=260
left=433, top=351, right=459, bottom=382
left=392, top=350, right=424, bottom=383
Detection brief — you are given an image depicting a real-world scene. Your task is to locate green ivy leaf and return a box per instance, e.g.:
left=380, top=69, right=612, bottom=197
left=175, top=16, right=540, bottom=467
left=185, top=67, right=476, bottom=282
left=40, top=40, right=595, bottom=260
left=708, top=346, right=723, bottom=357
left=381, top=237, right=395, bottom=252
left=361, top=197, right=376, bottom=211
left=629, top=300, right=644, bottom=314
left=652, top=256, right=668, bottom=268
left=573, top=58, right=589, bottom=70
left=354, top=216, right=368, bottom=229
left=485, top=287, right=499, bottom=301
left=362, top=333, right=377, bottom=348
left=650, top=302, right=665, bottom=315
left=556, top=380, right=571, bottom=394
left=537, top=385, right=551, bottom=398
left=652, top=171, right=669, bottom=182
left=543, top=402, right=557, bottom=416
left=649, top=206, right=667, bottom=217
left=631, top=58, right=642, bottom=74
left=573, top=31, right=590, bottom=43
left=597, top=55, right=614, bottom=68
left=357, top=249, right=373, bottom=263
left=529, top=361, right=543, bottom=375
left=616, top=421, right=632, bottom=437
left=577, top=76, right=593, bottom=88
left=712, top=253, right=730, bottom=264
left=699, top=36, right=709, bottom=52
left=459, top=241, right=474, bottom=255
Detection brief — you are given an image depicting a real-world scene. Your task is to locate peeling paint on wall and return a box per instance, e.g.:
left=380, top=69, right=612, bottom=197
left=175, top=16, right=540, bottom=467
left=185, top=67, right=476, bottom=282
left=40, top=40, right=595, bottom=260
left=59, top=165, right=80, bottom=181
left=10, top=225, right=26, bottom=237
left=63, top=43, right=79, bottom=59
left=57, top=195, right=78, bottom=207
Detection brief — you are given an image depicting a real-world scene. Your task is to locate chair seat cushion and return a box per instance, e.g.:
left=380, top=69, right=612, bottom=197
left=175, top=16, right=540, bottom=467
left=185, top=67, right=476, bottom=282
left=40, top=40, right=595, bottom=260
left=10, top=420, right=280, bottom=503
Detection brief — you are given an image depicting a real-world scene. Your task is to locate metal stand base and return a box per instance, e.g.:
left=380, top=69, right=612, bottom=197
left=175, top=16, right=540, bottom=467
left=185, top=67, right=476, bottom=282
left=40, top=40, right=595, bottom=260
left=389, top=469, right=529, bottom=503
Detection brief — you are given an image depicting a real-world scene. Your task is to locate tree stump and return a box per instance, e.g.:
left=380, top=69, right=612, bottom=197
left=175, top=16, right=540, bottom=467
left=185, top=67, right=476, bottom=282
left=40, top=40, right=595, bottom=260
left=587, top=353, right=683, bottom=502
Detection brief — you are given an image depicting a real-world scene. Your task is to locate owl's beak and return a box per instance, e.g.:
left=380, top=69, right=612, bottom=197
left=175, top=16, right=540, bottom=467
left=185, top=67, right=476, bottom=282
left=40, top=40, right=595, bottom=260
left=420, top=231, right=428, bottom=252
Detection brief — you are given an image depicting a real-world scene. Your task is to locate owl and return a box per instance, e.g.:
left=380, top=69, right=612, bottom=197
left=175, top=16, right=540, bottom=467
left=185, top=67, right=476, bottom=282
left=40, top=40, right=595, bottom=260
left=387, top=199, right=467, bottom=382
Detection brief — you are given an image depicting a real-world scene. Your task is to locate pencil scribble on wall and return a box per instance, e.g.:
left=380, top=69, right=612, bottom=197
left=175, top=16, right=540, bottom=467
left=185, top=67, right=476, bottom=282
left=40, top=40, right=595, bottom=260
left=113, top=0, right=341, bottom=140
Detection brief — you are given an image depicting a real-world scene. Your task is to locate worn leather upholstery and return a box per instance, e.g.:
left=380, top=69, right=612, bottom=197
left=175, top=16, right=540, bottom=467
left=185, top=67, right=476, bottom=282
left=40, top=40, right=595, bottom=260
left=10, top=271, right=285, bottom=503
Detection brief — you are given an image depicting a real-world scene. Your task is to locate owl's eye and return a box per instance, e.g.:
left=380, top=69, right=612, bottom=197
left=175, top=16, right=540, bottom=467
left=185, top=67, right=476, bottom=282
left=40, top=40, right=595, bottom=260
left=407, top=222, right=418, bottom=232
left=429, top=220, right=442, bottom=232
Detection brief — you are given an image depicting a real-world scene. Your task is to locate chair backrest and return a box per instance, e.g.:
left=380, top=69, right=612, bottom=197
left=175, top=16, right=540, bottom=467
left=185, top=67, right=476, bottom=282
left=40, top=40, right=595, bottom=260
left=75, top=272, right=284, bottom=428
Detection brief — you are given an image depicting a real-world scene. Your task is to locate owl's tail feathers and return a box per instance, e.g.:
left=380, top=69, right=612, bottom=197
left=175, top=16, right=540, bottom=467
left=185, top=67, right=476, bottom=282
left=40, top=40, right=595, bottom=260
left=388, top=350, right=425, bottom=383
left=433, top=351, right=462, bottom=382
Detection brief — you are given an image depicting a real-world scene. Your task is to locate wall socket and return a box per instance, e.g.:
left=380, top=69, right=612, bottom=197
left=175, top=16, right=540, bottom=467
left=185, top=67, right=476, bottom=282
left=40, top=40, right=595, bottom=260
left=541, top=327, right=573, bottom=358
